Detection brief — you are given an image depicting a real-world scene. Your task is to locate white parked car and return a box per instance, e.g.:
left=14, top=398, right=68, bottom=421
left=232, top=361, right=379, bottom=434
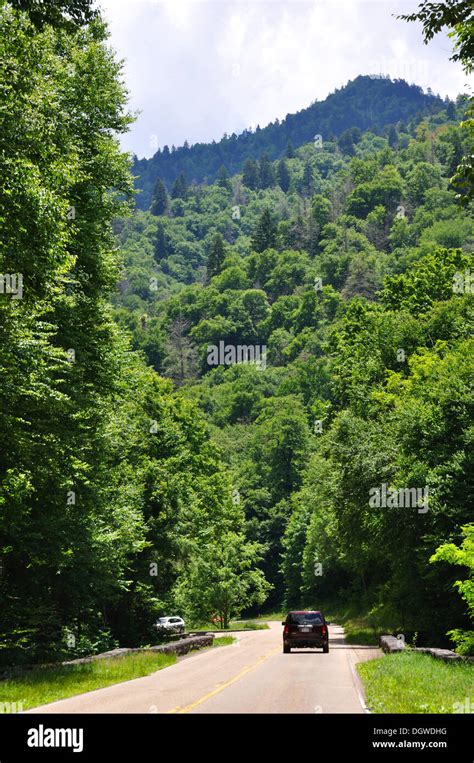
left=154, top=616, right=185, bottom=635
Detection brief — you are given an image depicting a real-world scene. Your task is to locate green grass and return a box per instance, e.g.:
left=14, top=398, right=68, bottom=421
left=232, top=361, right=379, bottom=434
left=0, top=634, right=238, bottom=711
left=321, top=601, right=396, bottom=646
left=187, top=621, right=218, bottom=631
left=212, top=637, right=236, bottom=647
left=338, top=618, right=380, bottom=646
left=358, top=651, right=474, bottom=713
left=189, top=620, right=270, bottom=631
left=0, top=651, right=176, bottom=711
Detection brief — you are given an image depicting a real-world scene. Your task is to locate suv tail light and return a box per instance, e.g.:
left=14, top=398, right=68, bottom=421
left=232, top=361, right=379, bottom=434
left=321, top=624, right=327, bottom=636
left=284, top=624, right=289, bottom=635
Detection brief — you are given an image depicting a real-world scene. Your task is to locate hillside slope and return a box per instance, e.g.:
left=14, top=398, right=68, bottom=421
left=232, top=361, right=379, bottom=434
left=114, top=102, right=474, bottom=641
left=133, top=76, right=448, bottom=209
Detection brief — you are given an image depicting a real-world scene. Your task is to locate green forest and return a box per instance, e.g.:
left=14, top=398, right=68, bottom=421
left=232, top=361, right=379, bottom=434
left=0, top=0, right=473, bottom=668
left=132, top=75, right=450, bottom=209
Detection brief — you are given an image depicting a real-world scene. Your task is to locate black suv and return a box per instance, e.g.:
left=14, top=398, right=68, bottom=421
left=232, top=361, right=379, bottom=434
left=282, top=611, right=329, bottom=653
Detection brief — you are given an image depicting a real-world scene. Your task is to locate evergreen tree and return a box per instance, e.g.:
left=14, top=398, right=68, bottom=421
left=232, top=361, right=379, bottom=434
left=446, top=100, right=456, bottom=119
left=259, top=152, right=275, bottom=189
left=277, top=158, right=291, bottom=192
left=207, top=233, right=226, bottom=279
left=309, top=194, right=332, bottom=254
left=242, top=158, right=259, bottom=190
left=171, top=172, right=188, bottom=200
left=341, top=256, right=379, bottom=300
left=154, top=222, right=167, bottom=261
left=251, top=209, right=278, bottom=253
left=338, top=126, right=361, bottom=155
left=193, top=184, right=204, bottom=212
left=387, top=124, right=398, bottom=148
left=286, top=140, right=295, bottom=158
left=217, top=164, right=231, bottom=190
left=300, top=161, right=314, bottom=197
left=150, top=176, right=168, bottom=216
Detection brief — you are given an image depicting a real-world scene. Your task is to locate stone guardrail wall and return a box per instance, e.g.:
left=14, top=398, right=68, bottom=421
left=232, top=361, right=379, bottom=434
left=380, top=635, right=406, bottom=654
left=380, top=635, right=473, bottom=662
left=63, top=633, right=215, bottom=665
left=0, top=633, right=215, bottom=679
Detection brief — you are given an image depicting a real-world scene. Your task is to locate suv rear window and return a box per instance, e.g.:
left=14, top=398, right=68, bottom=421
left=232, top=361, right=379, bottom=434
left=288, top=613, right=323, bottom=625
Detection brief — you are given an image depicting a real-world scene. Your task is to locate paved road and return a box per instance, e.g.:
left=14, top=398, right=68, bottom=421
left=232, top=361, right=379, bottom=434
left=28, top=623, right=380, bottom=714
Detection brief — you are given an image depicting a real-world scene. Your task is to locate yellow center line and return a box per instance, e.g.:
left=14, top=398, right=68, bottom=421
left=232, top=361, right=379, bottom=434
left=169, top=646, right=280, bottom=714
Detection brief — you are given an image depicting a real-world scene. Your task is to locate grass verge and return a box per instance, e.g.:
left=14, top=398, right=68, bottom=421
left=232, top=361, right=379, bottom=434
left=0, top=651, right=176, bottom=711
left=235, top=621, right=269, bottom=630
left=212, top=637, right=236, bottom=647
left=189, top=620, right=270, bottom=631
left=336, top=618, right=380, bottom=646
left=322, top=603, right=392, bottom=646
left=1, top=634, right=237, bottom=711
left=357, top=651, right=474, bottom=713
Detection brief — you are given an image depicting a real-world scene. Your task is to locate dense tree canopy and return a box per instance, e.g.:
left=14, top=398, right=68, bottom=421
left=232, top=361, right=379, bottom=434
left=113, top=89, right=473, bottom=644
left=133, top=77, right=449, bottom=209
left=400, top=1, right=474, bottom=204
left=0, top=0, right=254, bottom=665
left=1, top=0, right=472, bottom=666
left=7, top=0, right=97, bottom=28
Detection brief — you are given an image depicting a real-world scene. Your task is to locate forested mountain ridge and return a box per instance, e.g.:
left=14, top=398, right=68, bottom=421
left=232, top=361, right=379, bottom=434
left=116, top=98, right=474, bottom=648
left=133, top=76, right=450, bottom=209
left=116, top=99, right=470, bottom=305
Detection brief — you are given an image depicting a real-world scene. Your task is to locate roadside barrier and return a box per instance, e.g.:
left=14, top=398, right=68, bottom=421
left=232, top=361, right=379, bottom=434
left=0, top=634, right=215, bottom=678
left=379, top=635, right=473, bottom=662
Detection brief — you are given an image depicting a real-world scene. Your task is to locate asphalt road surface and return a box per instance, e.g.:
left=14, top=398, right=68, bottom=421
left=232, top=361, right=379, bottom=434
left=29, top=623, right=380, bottom=714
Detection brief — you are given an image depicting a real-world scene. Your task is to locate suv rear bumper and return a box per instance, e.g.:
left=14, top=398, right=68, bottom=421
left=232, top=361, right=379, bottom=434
left=284, top=639, right=328, bottom=649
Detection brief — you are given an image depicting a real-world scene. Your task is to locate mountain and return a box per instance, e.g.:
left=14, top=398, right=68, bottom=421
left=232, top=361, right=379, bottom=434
left=115, top=100, right=473, bottom=624
left=133, top=76, right=448, bottom=209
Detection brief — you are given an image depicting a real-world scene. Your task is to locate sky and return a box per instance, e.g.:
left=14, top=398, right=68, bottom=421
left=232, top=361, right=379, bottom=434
left=98, top=0, right=470, bottom=159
